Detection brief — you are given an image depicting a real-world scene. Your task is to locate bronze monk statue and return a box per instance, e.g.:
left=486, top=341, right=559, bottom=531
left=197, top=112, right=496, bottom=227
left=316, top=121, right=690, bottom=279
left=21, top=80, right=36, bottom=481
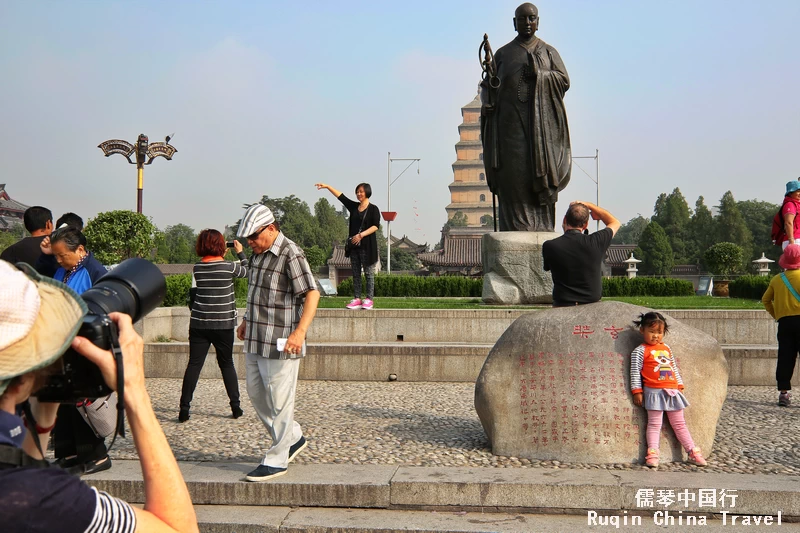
left=480, top=3, right=571, bottom=232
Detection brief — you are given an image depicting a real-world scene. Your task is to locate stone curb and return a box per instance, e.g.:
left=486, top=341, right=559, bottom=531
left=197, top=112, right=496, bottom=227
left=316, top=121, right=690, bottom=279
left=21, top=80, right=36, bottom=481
left=143, top=342, right=797, bottom=386
left=87, top=462, right=800, bottom=517
left=192, top=506, right=798, bottom=533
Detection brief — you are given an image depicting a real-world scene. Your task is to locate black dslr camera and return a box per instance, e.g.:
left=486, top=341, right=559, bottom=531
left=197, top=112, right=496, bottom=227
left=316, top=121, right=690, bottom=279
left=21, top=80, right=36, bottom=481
left=35, top=258, right=166, bottom=403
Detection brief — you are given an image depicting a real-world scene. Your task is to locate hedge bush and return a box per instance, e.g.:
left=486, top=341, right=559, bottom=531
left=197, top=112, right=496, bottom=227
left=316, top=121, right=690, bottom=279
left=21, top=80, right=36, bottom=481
left=164, top=273, right=192, bottom=307
left=234, top=277, right=248, bottom=302
left=602, top=277, right=694, bottom=297
left=164, top=274, right=699, bottom=304
left=163, top=274, right=249, bottom=307
left=729, top=275, right=770, bottom=300
left=337, top=275, right=482, bottom=297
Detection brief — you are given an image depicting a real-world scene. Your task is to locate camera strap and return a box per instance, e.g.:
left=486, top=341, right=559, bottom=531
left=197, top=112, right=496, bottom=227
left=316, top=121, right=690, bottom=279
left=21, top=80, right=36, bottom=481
left=102, top=324, right=126, bottom=454
left=21, top=401, right=45, bottom=460
left=0, top=445, right=49, bottom=469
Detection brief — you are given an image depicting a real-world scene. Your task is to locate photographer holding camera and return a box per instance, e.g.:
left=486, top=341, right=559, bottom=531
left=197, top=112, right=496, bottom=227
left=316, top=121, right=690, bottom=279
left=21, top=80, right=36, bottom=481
left=0, top=260, right=199, bottom=533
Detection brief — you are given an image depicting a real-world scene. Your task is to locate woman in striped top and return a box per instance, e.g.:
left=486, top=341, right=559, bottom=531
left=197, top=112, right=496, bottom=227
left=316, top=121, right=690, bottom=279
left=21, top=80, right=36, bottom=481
left=179, top=229, right=248, bottom=422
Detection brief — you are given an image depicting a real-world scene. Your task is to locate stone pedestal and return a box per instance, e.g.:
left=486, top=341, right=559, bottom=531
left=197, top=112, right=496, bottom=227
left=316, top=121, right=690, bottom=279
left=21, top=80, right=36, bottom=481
left=474, top=301, right=729, bottom=464
left=481, top=232, right=559, bottom=305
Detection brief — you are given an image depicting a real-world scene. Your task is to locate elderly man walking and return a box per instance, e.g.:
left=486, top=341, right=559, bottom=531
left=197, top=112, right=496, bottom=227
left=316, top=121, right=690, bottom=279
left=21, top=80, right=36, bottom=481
left=236, top=204, right=320, bottom=481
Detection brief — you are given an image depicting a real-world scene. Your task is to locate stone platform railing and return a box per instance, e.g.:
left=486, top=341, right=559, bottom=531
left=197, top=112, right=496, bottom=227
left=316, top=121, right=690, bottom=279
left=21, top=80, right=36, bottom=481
left=136, top=307, right=792, bottom=386
left=136, top=307, right=776, bottom=345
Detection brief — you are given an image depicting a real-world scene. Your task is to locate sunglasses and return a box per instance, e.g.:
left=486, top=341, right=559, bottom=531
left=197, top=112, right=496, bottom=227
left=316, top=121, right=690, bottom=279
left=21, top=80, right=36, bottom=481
left=246, top=225, right=269, bottom=241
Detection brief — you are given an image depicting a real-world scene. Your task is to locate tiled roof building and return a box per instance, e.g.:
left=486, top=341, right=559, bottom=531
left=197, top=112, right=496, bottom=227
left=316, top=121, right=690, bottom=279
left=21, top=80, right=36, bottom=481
left=392, top=235, right=427, bottom=254
left=418, top=226, right=488, bottom=275
left=603, top=244, right=637, bottom=276
left=326, top=235, right=428, bottom=286
left=0, top=184, right=29, bottom=231
left=604, top=243, right=700, bottom=279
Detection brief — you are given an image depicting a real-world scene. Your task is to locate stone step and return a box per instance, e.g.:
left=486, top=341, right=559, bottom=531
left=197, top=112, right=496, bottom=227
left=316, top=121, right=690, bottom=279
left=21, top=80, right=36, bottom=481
left=143, top=342, right=797, bottom=386
left=87, top=462, right=800, bottom=519
left=194, top=505, right=795, bottom=532
left=145, top=342, right=492, bottom=382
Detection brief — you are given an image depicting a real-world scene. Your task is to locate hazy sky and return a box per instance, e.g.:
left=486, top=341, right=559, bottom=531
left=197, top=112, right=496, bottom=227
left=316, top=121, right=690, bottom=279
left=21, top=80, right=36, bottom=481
left=1, top=1, right=799, bottom=246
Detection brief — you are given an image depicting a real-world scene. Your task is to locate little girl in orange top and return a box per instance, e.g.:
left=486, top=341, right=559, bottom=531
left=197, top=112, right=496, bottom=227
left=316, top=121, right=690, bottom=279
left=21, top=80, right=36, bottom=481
left=630, top=312, right=706, bottom=469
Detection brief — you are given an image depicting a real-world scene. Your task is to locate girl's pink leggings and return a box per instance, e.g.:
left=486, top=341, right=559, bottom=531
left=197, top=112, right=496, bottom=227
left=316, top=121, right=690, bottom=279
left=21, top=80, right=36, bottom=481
left=647, top=409, right=696, bottom=451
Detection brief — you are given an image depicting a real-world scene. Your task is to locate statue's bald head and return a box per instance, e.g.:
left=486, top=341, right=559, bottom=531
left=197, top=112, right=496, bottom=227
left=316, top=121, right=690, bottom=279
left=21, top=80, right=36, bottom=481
left=513, top=3, right=539, bottom=38
left=515, top=3, right=538, bottom=18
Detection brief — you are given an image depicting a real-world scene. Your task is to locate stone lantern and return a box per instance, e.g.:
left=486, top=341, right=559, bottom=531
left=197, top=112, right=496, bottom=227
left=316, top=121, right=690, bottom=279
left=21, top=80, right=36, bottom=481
left=752, top=253, right=775, bottom=276
left=623, top=253, right=642, bottom=279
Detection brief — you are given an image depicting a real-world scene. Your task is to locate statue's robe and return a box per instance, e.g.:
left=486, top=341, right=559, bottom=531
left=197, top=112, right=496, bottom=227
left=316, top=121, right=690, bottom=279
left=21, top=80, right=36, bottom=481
left=481, top=36, right=571, bottom=232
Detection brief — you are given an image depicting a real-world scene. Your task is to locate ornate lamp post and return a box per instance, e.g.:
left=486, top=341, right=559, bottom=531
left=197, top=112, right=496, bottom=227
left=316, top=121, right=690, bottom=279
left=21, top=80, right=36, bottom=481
left=98, top=134, right=177, bottom=213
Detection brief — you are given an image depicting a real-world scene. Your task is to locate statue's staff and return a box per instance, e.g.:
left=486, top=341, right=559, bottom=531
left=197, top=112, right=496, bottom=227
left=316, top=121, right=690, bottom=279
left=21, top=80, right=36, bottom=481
left=479, top=34, right=500, bottom=232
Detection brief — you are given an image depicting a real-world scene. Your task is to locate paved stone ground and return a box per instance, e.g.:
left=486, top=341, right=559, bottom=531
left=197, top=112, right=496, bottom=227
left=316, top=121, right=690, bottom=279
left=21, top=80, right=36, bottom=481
left=104, top=380, right=800, bottom=475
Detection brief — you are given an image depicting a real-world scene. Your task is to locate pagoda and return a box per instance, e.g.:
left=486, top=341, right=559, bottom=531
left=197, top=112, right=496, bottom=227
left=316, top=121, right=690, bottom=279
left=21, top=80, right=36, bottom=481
left=446, top=94, right=493, bottom=226
left=419, top=95, right=493, bottom=274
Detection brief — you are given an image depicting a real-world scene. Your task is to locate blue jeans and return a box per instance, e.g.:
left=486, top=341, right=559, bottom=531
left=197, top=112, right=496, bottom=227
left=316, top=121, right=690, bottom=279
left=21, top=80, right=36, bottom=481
left=350, top=247, right=376, bottom=299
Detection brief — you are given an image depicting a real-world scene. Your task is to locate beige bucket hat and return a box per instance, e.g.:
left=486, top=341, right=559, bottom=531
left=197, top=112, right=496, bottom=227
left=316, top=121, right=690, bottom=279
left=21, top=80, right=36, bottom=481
left=0, top=260, right=87, bottom=395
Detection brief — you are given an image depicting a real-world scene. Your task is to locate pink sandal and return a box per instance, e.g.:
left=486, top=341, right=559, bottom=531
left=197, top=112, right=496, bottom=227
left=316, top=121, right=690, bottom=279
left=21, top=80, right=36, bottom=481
left=687, top=447, right=707, bottom=467
left=645, top=448, right=659, bottom=468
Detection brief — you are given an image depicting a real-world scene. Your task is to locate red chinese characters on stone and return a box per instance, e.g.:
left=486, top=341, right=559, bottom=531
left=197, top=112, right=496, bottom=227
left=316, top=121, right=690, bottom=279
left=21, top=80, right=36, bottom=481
left=572, top=325, right=594, bottom=338
left=519, top=349, right=645, bottom=451
left=603, top=326, right=625, bottom=340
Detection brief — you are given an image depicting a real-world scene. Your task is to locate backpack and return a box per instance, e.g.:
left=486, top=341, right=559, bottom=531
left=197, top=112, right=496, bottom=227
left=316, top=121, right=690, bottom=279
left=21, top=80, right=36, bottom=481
left=772, top=208, right=785, bottom=246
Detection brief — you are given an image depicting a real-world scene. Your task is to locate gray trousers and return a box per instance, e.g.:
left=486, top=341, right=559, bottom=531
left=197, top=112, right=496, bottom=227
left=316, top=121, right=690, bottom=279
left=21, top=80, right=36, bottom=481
left=350, top=247, right=376, bottom=299
left=245, top=353, right=303, bottom=468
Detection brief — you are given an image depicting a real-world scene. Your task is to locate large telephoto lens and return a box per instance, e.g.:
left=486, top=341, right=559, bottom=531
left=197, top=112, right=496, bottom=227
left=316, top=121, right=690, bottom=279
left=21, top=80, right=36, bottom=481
left=81, top=258, right=166, bottom=321
left=34, top=258, right=167, bottom=402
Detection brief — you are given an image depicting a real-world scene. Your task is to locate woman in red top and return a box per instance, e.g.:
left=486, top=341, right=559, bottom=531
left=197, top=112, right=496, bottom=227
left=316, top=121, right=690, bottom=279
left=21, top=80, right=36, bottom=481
left=780, top=180, right=800, bottom=249
left=630, top=312, right=706, bottom=469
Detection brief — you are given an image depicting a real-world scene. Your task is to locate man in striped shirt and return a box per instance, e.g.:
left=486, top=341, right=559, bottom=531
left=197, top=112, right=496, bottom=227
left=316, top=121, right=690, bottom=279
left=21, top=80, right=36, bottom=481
left=236, top=204, right=320, bottom=482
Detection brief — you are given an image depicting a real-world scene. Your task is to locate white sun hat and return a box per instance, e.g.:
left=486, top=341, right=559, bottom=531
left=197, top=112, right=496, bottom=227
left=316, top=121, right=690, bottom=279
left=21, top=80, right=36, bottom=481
left=0, top=260, right=87, bottom=395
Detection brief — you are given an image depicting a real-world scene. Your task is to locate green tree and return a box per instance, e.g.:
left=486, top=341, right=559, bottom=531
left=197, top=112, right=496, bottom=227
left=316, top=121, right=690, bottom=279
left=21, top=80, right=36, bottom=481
left=437, top=211, right=468, bottom=248
left=652, top=193, right=668, bottom=222
left=231, top=196, right=318, bottom=250
left=715, top=191, right=753, bottom=270
left=480, top=214, right=495, bottom=227
left=375, top=226, right=420, bottom=271
left=313, top=197, right=349, bottom=252
left=737, top=199, right=780, bottom=265
left=448, top=211, right=468, bottom=227
left=380, top=248, right=419, bottom=271
left=704, top=242, right=744, bottom=278
left=637, top=221, right=674, bottom=276
left=304, top=245, right=328, bottom=270
left=651, top=188, right=691, bottom=263
left=686, top=196, right=715, bottom=265
left=0, top=231, right=17, bottom=255
left=84, top=210, right=160, bottom=264
left=265, top=195, right=319, bottom=247
left=157, top=224, right=198, bottom=264
left=612, top=215, right=649, bottom=245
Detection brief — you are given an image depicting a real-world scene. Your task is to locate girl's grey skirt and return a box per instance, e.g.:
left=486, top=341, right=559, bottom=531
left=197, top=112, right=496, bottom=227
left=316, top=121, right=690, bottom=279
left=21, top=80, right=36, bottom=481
left=643, top=386, right=689, bottom=411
